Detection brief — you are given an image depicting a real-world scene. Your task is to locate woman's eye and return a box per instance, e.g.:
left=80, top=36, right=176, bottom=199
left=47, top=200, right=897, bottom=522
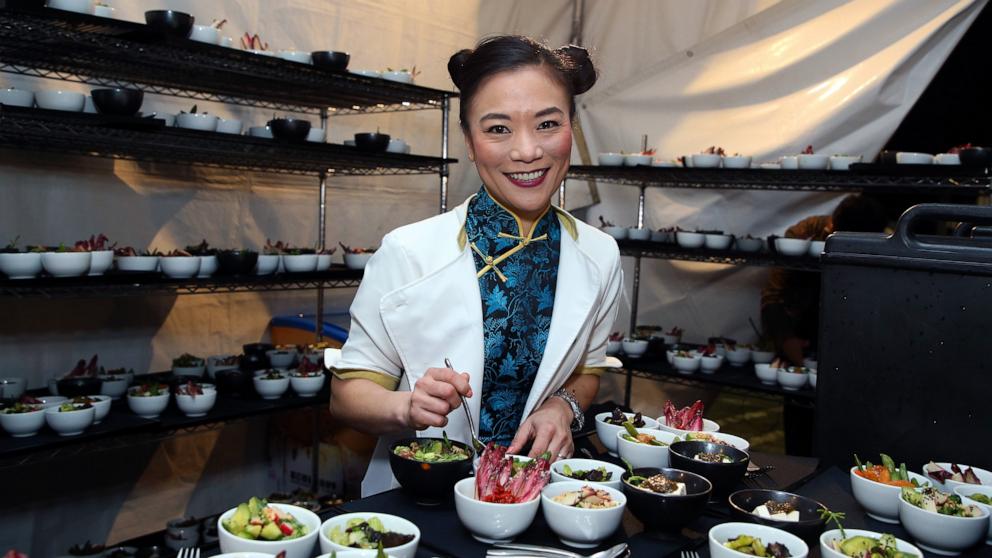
left=485, top=125, right=510, bottom=134
left=538, top=120, right=561, bottom=130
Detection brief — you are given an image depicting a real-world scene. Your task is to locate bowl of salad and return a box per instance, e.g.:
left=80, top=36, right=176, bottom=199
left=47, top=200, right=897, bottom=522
left=954, top=485, right=992, bottom=545
left=254, top=370, right=290, bottom=399
left=594, top=409, right=659, bottom=456
left=616, top=424, right=679, bottom=469
left=709, top=522, right=808, bottom=558
left=621, top=466, right=711, bottom=532
left=922, top=461, right=992, bottom=492
left=388, top=433, right=474, bottom=503
left=899, top=486, right=987, bottom=555
left=551, top=458, right=625, bottom=491
left=820, top=529, right=922, bottom=558
left=172, top=353, right=205, bottom=378
left=0, top=402, right=46, bottom=437
left=850, top=454, right=929, bottom=523
left=540, top=481, right=626, bottom=547
left=669, top=440, right=749, bottom=497
left=318, top=513, right=419, bottom=558
left=127, top=383, right=170, bottom=418
left=218, top=498, right=320, bottom=558
left=174, top=382, right=217, bottom=417
left=45, top=402, right=95, bottom=436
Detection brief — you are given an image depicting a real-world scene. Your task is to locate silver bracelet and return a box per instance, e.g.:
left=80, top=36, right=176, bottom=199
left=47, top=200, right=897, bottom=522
left=552, top=388, right=584, bottom=432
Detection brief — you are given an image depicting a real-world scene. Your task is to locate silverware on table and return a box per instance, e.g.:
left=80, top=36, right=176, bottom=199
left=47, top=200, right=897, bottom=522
left=489, top=541, right=627, bottom=558
left=445, top=357, right=485, bottom=453
left=680, top=551, right=700, bottom=558
left=177, top=548, right=200, bottom=558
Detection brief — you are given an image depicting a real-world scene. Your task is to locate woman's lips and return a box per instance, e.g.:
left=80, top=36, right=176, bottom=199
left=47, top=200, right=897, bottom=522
left=504, top=168, right=549, bottom=188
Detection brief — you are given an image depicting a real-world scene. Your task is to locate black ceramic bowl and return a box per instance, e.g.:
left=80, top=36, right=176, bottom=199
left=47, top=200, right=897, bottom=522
left=728, top=489, right=828, bottom=543
left=668, top=440, right=749, bottom=497
left=959, top=147, right=991, bottom=168
left=876, top=150, right=898, bottom=165
left=213, top=368, right=249, bottom=395
left=621, top=467, right=712, bottom=532
left=354, top=132, right=390, bottom=152
left=311, top=50, right=351, bottom=71
left=216, top=250, right=258, bottom=276
left=144, top=10, right=194, bottom=38
left=57, top=377, right=102, bottom=398
left=90, top=88, right=144, bottom=116
left=388, top=437, right=474, bottom=504
left=268, top=118, right=312, bottom=142
left=242, top=342, right=274, bottom=370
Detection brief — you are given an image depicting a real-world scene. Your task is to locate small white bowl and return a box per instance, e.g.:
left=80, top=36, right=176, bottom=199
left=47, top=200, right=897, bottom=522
left=290, top=373, right=325, bottom=397
left=709, top=522, right=808, bottom=558
left=306, top=127, right=327, bottom=143
left=775, top=238, right=811, bottom=256
left=453, top=476, right=540, bottom=543
left=849, top=466, right=929, bottom=523
left=922, top=463, right=992, bottom=492
left=594, top=412, right=659, bottom=456
left=751, top=350, right=775, bottom=364
left=691, top=154, right=722, bottom=168
left=351, top=69, right=382, bottom=78
left=597, top=153, right=624, bottom=166
left=754, top=363, right=779, bottom=385
left=0, top=406, right=46, bottom=437
left=676, top=231, right=705, bottom=249
left=777, top=367, right=808, bottom=390
left=699, top=354, right=723, bottom=374
left=382, top=71, right=413, bottom=83
left=318, top=512, right=420, bottom=558
left=266, top=349, right=297, bottom=369
left=160, top=256, right=201, bottom=279
left=657, top=417, right=720, bottom=436
left=99, top=375, right=129, bottom=399
left=541, top=481, right=626, bottom=548
left=84, top=249, right=108, bottom=274
left=899, top=488, right=988, bottom=555
left=281, top=254, right=318, bottom=273
left=780, top=156, right=798, bottom=169
left=808, top=241, right=825, bottom=257
left=681, top=154, right=694, bottom=167
left=386, top=138, right=409, bottom=153
left=86, top=395, right=111, bottom=424
left=314, top=253, right=332, bottom=271
left=279, top=50, right=312, bottom=64
left=623, top=154, right=652, bottom=167
left=215, top=118, right=243, bottom=134
left=255, top=254, right=279, bottom=275
left=627, top=228, right=651, bottom=241
left=672, top=353, right=701, bottom=374
left=649, top=230, right=666, bottom=242
left=550, top=458, right=625, bottom=491
left=722, top=155, right=752, bottom=169
left=219, top=503, right=320, bottom=558
left=704, top=234, right=733, bottom=250
left=808, top=370, right=817, bottom=388
left=0, top=252, right=43, bottom=279
left=42, top=251, right=91, bottom=277
left=797, top=154, right=829, bottom=169
left=0, top=88, right=34, bottom=107
left=760, top=162, right=782, bottom=169
left=820, top=529, right=922, bottom=558
left=954, top=485, right=992, bottom=545
left=896, top=152, right=933, bottom=165
left=622, top=339, right=648, bottom=357
left=197, top=255, right=218, bottom=278
left=661, top=333, right=681, bottom=346
left=935, top=153, right=961, bottom=165
left=177, top=113, right=219, bottom=131
left=47, top=0, right=93, bottom=14
left=249, top=125, right=273, bottom=138
left=127, top=390, right=169, bottom=418
left=190, top=25, right=220, bottom=44
left=602, top=226, right=627, bottom=240
left=725, top=346, right=752, bottom=367
left=175, top=389, right=217, bottom=417
left=45, top=404, right=95, bottom=436
left=254, top=373, right=290, bottom=399
left=829, top=155, right=862, bottom=170
left=616, top=427, right=679, bottom=469
left=173, top=362, right=206, bottom=378
left=116, top=255, right=159, bottom=272
left=344, top=252, right=373, bottom=270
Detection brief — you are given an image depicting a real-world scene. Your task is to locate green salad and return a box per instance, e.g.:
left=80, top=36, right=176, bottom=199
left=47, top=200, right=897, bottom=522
left=967, top=493, right=992, bottom=505
left=223, top=497, right=308, bottom=540
left=392, top=432, right=469, bottom=462
left=901, top=486, right=982, bottom=517
left=829, top=534, right=917, bottom=558
left=328, top=516, right=415, bottom=549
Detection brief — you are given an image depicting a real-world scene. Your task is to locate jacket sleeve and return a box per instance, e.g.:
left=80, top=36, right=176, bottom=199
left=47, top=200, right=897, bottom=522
left=581, top=243, right=624, bottom=371
left=331, top=233, right=412, bottom=390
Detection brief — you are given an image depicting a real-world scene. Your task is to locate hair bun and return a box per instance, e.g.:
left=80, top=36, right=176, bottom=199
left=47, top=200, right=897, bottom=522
left=447, top=48, right=473, bottom=90
left=556, top=45, right=597, bottom=95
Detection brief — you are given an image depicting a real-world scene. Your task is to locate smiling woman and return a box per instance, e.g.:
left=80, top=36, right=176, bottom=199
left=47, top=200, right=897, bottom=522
left=329, top=35, right=624, bottom=497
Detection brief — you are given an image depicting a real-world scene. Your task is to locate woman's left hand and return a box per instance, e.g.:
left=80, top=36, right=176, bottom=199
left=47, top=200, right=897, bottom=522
left=507, top=396, right=573, bottom=461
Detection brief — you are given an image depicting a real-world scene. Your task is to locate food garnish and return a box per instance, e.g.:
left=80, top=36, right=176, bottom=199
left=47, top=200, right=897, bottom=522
left=131, top=383, right=166, bottom=397
left=561, top=464, right=612, bottom=481
left=701, top=146, right=726, bottom=156
left=625, top=473, right=686, bottom=495
left=1, top=403, right=41, bottom=414
left=176, top=381, right=204, bottom=399
left=608, top=331, right=624, bottom=342
left=925, top=461, right=982, bottom=485
left=65, top=354, right=99, bottom=378
left=801, top=145, right=815, bottom=155
left=211, top=18, right=227, bottom=29
left=663, top=399, right=704, bottom=431
left=184, top=239, right=216, bottom=256
left=223, top=497, right=308, bottom=540
left=162, top=249, right=194, bottom=258
left=475, top=443, right=550, bottom=503
left=967, top=493, right=991, bottom=505
left=339, top=243, right=377, bottom=254
left=173, top=353, right=203, bottom=368
left=260, top=370, right=285, bottom=380
left=683, top=432, right=730, bottom=446
left=901, top=486, right=982, bottom=516
left=854, top=454, right=920, bottom=487
left=328, top=516, right=414, bottom=549
left=58, top=402, right=90, bottom=412
left=392, top=431, right=469, bottom=462
left=666, top=326, right=683, bottom=337
left=552, top=486, right=618, bottom=508
left=74, top=234, right=114, bottom=252
left=605, top=407, right=643, bottom=427
left=694, top=451, right=734, bottom=464
left=240, top=33, right=270, bottom=51
left=723, top=535, right=791, bottom=557
left=293, top=357, right=323, bottom=377
left=114, top=246, right=160, bottom=257
left=752, top=500, right=799, bottom=522
left=621, top=421, right=666, bottom=446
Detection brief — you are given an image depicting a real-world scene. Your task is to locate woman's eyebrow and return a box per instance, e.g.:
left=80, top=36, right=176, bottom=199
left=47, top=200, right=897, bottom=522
left=534, top=106, right=564, bottom=118
left=479, top=112, right=510, bottom=122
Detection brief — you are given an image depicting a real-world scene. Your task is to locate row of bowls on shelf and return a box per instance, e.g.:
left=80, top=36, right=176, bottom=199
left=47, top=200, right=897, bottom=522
left=597, top=151, right=967, bottom=169
left=602, top=226, right=825, bottom=257
left=755, top=362, right=818, bottom=390
left=0, top=251, right=372, bottom=280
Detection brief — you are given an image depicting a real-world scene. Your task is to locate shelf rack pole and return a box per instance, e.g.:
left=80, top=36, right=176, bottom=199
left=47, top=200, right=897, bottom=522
left=628, top=256, right=641, bottom=337
left=636, top=185, right=646, bottom=228
left=440, top=95, right=451, bottom=214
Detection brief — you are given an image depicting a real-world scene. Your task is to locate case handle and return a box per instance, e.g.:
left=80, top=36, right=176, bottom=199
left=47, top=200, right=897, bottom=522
left=894, top=204, right=992, bottom=254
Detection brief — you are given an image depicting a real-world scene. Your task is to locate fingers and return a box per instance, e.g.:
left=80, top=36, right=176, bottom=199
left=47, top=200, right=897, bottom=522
left=528, top=422, right=555, bottom=458
left=407, top=367, right=474, bottom=431
left=507, top=420, right=534, bottom=455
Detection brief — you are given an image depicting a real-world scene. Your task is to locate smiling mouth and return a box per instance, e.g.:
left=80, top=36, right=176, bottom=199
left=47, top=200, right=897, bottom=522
left=504, top=168, right=549, bottom=188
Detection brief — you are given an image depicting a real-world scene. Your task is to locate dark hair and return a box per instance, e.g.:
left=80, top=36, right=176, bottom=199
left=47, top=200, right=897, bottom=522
left=832, top=195, right=888, bottom=233
left=447, top=35, right=597, bottom=131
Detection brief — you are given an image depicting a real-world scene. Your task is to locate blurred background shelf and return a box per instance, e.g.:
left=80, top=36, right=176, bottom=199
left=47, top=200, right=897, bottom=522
left=617, top=239, right=822, bottom=271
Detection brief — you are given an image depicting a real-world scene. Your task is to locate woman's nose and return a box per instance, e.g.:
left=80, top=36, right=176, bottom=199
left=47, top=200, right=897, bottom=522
left=510, top=131, right=543, bottom=162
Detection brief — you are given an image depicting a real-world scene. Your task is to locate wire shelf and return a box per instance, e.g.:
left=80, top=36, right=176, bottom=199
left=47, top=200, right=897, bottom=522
left=618, top=239, right=822, bottom=271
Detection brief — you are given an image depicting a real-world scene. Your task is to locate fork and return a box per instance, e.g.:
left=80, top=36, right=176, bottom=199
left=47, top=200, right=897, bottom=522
left=177, top=548, right=200, bottom=558
left=681, top=551, right=700, bottom=558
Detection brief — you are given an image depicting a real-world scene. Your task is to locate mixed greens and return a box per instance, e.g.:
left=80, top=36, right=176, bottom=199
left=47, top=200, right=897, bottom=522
left=328, top=516, right=414, bottom=549
left=560, top=464, right=612, bottom=482
left=223, top=497, right=308, bottom=540
left=901, top=486, right=982, bottom=517
left=723, top=535, right=791, bottom=557
left=854, top=454, right=921, bottom=488
left=392, top=432, right=469, bottom=462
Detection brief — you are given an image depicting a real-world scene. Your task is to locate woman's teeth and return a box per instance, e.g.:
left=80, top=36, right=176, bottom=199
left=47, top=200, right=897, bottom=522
left=507, top=170, right=546, bottom=181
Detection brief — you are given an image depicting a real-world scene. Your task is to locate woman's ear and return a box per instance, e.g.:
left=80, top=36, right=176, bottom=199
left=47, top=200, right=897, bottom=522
left=463, top=128, right=476, bottom=162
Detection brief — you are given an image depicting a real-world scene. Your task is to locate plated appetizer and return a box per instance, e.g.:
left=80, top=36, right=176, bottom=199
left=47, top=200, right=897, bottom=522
left=626, top=472, right=687, bottom=495
left=824, top=532, right=918, bottom=558
left=392, top=432, right=469, bottom=463
left=753, top=501, right=799, bottom=522
left=130, top=383, right=167, bottom=397
left=475, top=443, right=550, bottom=503
left=224, top=497, right=307, bottom=540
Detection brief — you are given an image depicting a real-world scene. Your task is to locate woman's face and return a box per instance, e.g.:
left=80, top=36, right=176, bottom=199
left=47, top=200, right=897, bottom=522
left=463, top=65, right=573, bottom=229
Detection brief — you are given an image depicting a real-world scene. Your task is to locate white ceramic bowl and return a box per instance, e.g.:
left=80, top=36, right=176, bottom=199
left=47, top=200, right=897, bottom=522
left=955, top=485, right=992, bottom=545
left=249, top=126, right=273, bottom=139
left=699, top=354, right=724, bottom=374
left=803, top=358, right=818, bottom=370
left=780, top=156, right=798, bottom=169
left=37, top=90, right=86, bottom=111
left=808, top=370, right=817, bottom=388
left=594, top=412, right=659, bottom=456
left=649, top=230, right=666, bottom=242
left=386, top=139, right=409, bottom=153
left=127, top=390, right=169, bottom=418
left=318, top=512, right=419, bottom=558
left=254, top=373, right=290, bottom=399
left=829, top=155, right=862, bottom=170
left=775, top=238, right=811, bottom=257
left=657, top=417, right=720, bottom=436
left=190, top=25, right=220, bottom=44
left=709, top=522, right=808, bottom=558
left=255, top=254, right=279, bottom=275
left=722, top=155, right=752, bottom=169
left=0, top=252, right=43, bottom=279
left=849, top=466, right=930, bottom=523
left=606, top=340, right=621, bottom=355
left=676, top=232, right=705, bottom=249
left=704, top=234, right=733, bottom=250
left=627, top=228, right=651, bottom=241
left=45, top=404, right=95, bottom=436
left=0, top=406, right=46, bottom=437
left=219, top=503, right=320, bottom=558
left=624, top=154, right=652, bottom=167
left=761, top=162, right=782, bottom=169
left=541, top=481, right=626, bottom=548
left=350, top=69, right=381, bottom=78
left=897, top=152, right=933, bottom=165
left=36, top=395, right=66, bottom=408
left=808, top=241, right=825, bottom=257
left=797, top=154, right=829, bottom=170
left=47, top=0, right=93, bottom=13
left=899, top=489, right=988, bottom=555
left=736, top=237, right=763, bottom=252
left=751, top=350, right=774, bottom=364
left=100, top=375, right=129, bottom=399
left=314, top=253, right=332, bottom=272
left=602, top=226, right=627, bottom=240
left=0, top=377, right=26, bottom=399
left=621, top=339, right=648, bottom=357
left=691, top=154, right=722, bottom=168
left=116, top=255, right=159, bottom=272
left=344, top=252, right=373, bottom=270
left=307, top=127, right=327, bottom=143
left=550, top=458, right=625, bottom=491
left=283, top=254, right=319, bottom=273
left=290, top=373, right=325, bottom=397
left=453, top=476, right=540, bottom=543
left=935, top=153, right=961, bottom=165
left=777, top=368, right=808, bottom=390
left=754, top=363, right=779, bottom=385
left=725, top=347, right=752, bottom=367
left=173, top=361, right=205, bottom=378
left=42, top=251, right=91, bottom=277
left=820, top=529, right=922, bottom=558
left=672, top=354, right=701, bottom=374
left=197, top=255, right=218, bottom=278
left=681, top=154, right=694, bottom=167
left=160, top=256, right=201, bottom=279
left=216, top=118, right=243, bottom=134
left=0, top=87, right=34, bottom=107
left=597, top=153, right=623, bottom=166
left=616, top=427, right=679, bottom=469
left=279, top=50, right=312, bottom=64
left=382, top=71, right=414, bottom=83
left=174, top=389, right=216, bottom=417
left=85, top=394, right=111, bottom=424
left=177, top=113, right=219, bottom=131
left=317, top=552, right=400, bottom=558
left=923, top=463, right=992, bottom=492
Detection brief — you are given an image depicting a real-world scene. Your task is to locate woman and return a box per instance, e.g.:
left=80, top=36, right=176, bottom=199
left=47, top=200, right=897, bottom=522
left=329, top=35, right=624, bottom=496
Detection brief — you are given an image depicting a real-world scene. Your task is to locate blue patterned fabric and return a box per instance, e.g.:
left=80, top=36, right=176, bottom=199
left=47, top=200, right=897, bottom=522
left=464, top=186, right=560, bottom=446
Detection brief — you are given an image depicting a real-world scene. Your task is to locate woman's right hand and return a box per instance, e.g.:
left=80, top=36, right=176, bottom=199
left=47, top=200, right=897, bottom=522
left=406, top=367, right=473, bottom=430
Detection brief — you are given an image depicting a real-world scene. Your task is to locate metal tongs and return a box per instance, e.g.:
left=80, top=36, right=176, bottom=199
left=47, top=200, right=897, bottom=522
left=445, top=357, right=485, bottom=453
left=488, top=542, right=629, bottom=558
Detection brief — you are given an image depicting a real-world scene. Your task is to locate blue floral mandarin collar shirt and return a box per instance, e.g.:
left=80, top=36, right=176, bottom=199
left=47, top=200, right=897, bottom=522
left=463, top=186, right=561, bottom=446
